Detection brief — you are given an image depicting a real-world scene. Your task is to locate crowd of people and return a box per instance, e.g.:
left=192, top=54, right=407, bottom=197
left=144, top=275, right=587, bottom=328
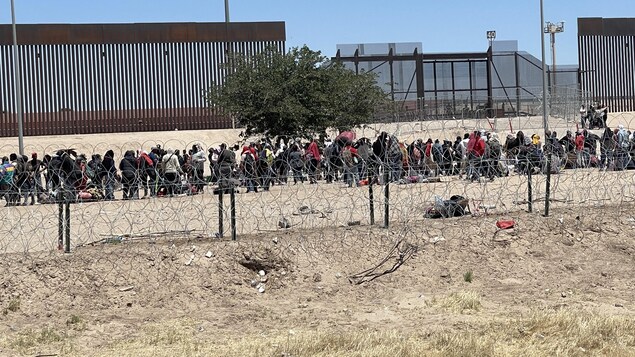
left=1, top=124, right=635, bottom=206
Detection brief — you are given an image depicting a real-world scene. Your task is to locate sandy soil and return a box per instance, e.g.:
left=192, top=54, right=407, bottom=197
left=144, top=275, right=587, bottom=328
left=0, top=202, right=634, bottom=356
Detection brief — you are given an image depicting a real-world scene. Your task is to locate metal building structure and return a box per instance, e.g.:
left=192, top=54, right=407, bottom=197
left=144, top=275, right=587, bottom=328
left=0, top=22, right=286, bottom=137
left=578, top=17, right=635, bottom=113
left=334, top=41, right=581, bottom=122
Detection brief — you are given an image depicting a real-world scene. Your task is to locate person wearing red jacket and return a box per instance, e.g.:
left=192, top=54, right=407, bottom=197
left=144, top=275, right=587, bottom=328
left=473, top=135, right=486, bottom=157
left=575, top=131, right=586, bottom=168
left=466, top=131, right=485, bottom=181
left=306, top=139, right=321, bottom=184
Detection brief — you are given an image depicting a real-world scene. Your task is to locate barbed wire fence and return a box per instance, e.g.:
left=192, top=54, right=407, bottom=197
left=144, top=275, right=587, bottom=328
left=1, top=99, right=635, bottom=308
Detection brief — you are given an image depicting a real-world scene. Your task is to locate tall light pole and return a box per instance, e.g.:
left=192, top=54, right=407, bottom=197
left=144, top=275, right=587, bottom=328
left=486, top=31, right=496, bottom=115
left=539, top=0, right=549, bottom=132
left=486, top=30, right=496, bottom=48
left=224, top=0, right=235, bottom=128
left=544, top=21, right=565, bottom=96
left=11, top=0, right=24, bottom=156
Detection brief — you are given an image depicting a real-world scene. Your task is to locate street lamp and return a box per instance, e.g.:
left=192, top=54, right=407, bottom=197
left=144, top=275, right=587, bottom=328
left=544, top=21, right=565, bottom=95
left=10, top=0, right=24, bottom=156
left=486, top=30, right=496, bottom=48
left=225, top=0, right=230, bottom=23
left=486, top=31, right=496, bottom=114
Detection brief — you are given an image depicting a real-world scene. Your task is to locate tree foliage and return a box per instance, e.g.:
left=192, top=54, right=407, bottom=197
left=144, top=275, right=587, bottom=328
left=206, top=46, right=387, bottom=139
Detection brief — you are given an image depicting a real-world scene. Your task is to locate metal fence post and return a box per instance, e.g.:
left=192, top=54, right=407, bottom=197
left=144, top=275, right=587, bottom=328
left=58, top=202, right=64, bottom=251
left=544, top=153, right=552, bottom=217
left=218, top=190, right=224, bottom=238
left=64, top=201, right=71, bottom=253
left=369, top=182, right=375, bottom=225
left=383, top=168, right=390, bottom=228
left=527, top=160, right=533, bottom=213
left=230, top=187, right=236, bottom=241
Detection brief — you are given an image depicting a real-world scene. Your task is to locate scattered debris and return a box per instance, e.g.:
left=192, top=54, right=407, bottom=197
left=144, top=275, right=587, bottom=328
left=272, top=237, right=279, bottom=244
left=205, top=251, right=214, bottom=258
left=258, top=270, right=266, bottom=277
left=496, top=220, right=516, bottom=230
left=185, top=255, right=195, bottom=266
left=349, top=240, right=418, bottom=285
left=292, top=205, right=330, bottom=218
left=313, top=273, right=322, bottom=283
left=347, top=221, right=361, bottom=226
left=429, top=236, right=445, bottom=244
left=119, top=286, right=135, bottom=292
left=425, top=195, right=470, bottom=219
left=615, top=303, right=624, bottom=308
left=278, top=217, right=291, bottom=229
left=257, top=283, right=265, bottom=293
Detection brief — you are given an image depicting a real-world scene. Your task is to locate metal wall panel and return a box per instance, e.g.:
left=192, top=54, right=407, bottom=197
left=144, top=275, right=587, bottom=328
left=579, top=17, right=635, bottom=112
left=0, top=22, right=286, bottom=136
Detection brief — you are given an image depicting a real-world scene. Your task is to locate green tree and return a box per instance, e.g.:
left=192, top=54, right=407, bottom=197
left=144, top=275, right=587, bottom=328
left=206, top=46, right=387, bottom=139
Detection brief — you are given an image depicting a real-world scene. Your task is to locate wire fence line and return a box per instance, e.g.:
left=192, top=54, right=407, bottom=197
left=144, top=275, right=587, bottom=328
left=1, top=112, right=635, bottom=293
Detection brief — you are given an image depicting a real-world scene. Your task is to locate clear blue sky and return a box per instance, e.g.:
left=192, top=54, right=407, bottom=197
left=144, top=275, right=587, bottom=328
left=2, top=0, right=634, bottom=65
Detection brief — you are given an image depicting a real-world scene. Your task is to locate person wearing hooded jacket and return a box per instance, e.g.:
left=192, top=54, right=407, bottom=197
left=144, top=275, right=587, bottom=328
left=119, top=150, right=139, bottom=199
left=102, top=150, right=117, bottom=200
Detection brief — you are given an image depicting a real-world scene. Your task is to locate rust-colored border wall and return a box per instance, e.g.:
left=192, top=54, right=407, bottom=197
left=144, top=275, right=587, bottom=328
left=0, top=22, right=286, bottom=45
left=0, top=22, right=286, bottom=136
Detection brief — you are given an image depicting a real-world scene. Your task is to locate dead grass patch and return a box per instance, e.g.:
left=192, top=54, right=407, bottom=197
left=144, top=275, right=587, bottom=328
left=88, top=308, right=635, bottom=357
left=440, top=290, right=482, bottom=313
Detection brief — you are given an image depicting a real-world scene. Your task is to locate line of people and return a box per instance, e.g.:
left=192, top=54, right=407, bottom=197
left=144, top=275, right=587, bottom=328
left=209, top=126, right=635, bottom=190
left=2, top=125, right=634, bottom=206
left=0, top=144, right=209, bottom=206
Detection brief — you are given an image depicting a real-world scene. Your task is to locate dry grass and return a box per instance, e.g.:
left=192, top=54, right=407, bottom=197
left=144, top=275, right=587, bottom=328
left=2, top=297, right=20, bottom=315
left=439, top=290, right=482, bottom=313
left=54, top=307, right=633, bottom=357
left=4, top=326, right=75, bottom=356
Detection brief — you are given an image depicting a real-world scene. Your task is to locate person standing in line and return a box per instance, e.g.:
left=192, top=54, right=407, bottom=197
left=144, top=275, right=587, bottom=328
left=162, top=148, right=183, bottom=197
left=306, top=138, right=321, bottom=184
left=190, top=144, right=207, bottom=194
left=119, top=150, right=139, bottom=200
left=217, top=143, right=236, bottom=193
left=102, top=150, right=117, bottom=201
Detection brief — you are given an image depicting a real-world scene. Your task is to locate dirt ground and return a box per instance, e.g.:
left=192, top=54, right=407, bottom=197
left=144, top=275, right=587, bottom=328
left=1, top=200, right=635, bottom=356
